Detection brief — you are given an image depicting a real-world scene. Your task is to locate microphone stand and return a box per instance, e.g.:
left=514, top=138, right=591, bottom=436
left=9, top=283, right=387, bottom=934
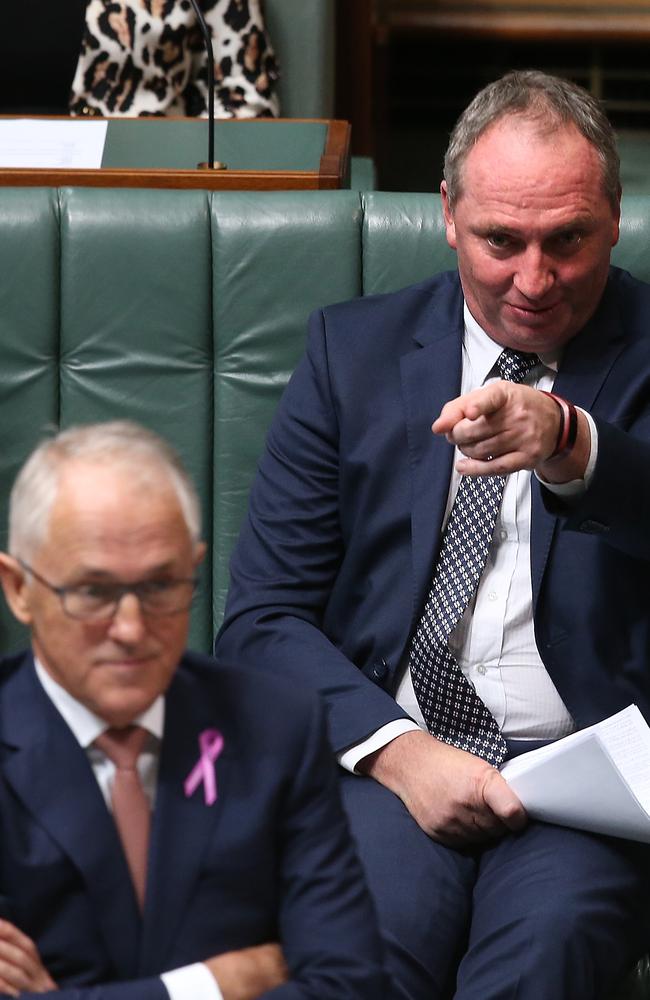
left=188, top=0, right=226, bottom=170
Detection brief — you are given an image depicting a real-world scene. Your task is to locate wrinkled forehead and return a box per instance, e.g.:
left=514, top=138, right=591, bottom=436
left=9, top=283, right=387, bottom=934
left=455, top=121, right=613, bottom=223
left=55, top=453, right=178, bottom=502
left=457, top=117, right=609, bottom=208
left=43, top=458, right=186, bottom=543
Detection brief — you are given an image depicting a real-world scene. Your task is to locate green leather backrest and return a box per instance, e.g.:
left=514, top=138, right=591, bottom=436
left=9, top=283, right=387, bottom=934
left=0, top=187, right=361, bottom=655
left=264, top=0, right=335, bottom=118
left=0, top=188, right=647, bottom=655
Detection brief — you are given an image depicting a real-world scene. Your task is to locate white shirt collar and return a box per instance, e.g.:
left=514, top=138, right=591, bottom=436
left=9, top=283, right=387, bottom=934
left=463, top=302, right=560, bottom=380
left=33, top=657, right=165, bottom=749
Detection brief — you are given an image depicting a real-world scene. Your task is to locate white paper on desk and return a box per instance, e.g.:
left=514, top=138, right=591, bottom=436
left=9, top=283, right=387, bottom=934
left=500, top=705, right=650, bottom=843
left=0, top=119, right=108, bottom=169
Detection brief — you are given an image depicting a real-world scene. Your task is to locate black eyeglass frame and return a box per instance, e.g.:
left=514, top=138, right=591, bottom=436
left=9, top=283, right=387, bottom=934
left=17, top=558, right=198, bottom=621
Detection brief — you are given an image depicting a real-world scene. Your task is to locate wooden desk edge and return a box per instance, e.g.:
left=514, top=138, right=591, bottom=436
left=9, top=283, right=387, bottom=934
left=0, top=167, right=347, bottom=190
left=0, top=118, right=352, bottom=191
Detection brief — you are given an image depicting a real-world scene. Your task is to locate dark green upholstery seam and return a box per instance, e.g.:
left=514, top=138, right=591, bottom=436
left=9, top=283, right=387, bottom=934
left=55, top=187, right=63, bottom=429
left=359, top=190, right=367, bottom=298
left=207, top=190, right=217, bottom=649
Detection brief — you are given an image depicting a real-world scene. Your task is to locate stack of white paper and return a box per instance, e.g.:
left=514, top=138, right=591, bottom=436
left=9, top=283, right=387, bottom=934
left=500, top=705, right=650, bottom=842
left=0, top=119, right=108, bottom=170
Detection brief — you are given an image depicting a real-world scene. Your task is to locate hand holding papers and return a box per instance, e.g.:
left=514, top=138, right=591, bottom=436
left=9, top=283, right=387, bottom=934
left=500, top=705, right=650, bottom=842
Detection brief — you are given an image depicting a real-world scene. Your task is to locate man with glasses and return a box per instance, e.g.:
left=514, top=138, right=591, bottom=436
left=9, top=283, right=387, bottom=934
left=0, top=421, right=385, bottom=1000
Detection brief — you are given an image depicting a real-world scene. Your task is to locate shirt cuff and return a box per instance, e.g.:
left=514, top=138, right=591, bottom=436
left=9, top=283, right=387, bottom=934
left=536, top=407, right=598, bottom=496
left=161, top=963, right=224, bottom=1000
left=337, top=719, right=421, bottom=773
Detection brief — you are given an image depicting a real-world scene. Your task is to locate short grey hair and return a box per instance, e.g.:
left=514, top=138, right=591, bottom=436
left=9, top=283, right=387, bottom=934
left=8, top=421, right=202, bottom=559
left=443, top=69, right=620, bottom=211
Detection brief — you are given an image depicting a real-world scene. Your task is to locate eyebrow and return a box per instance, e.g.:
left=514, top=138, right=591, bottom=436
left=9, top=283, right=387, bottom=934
left=475, top=217, right=595, bottom=240
left=68, top=561, right=180, bottom=582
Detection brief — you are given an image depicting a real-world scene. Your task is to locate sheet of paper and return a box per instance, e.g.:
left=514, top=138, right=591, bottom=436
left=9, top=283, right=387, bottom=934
left=500, top=705, right=650, bottom=842
left=596, top=704, right=650, bottom=803
left=0, top=119, right=108, bottom=169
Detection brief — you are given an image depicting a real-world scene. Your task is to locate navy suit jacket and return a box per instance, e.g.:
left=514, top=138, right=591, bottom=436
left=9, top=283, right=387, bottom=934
left=217, top=267, right=650, bottom=754
left=0, top=651, right=386, bottom=999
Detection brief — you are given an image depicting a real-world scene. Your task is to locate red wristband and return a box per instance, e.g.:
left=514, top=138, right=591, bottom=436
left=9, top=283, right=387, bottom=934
left=540, top=391, right=578, bottom=459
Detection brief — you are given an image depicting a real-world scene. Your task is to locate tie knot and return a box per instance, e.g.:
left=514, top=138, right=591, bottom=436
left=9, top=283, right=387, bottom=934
left=496, top=348, right=540, bottom=384
left=95, top=725, right=148, bottom=770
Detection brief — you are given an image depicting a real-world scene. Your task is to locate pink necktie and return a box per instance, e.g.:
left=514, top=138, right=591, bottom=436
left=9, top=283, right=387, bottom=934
left=95, top=725, right=150, bottom=910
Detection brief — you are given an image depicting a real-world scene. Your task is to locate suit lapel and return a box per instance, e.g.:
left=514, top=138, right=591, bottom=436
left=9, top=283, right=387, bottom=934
left=400, top=276, right=464, bottom=625
left=140, top=666, right=230, bottom=974
left=551, top=277, right=627, bottom=411
left=530, top=276, right=628, bottom=607
left=0, top=655, right=141, bottom=975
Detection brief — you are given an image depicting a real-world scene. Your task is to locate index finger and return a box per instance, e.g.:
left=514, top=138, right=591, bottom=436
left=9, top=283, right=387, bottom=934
left=432, top=383, right=509, bottom=435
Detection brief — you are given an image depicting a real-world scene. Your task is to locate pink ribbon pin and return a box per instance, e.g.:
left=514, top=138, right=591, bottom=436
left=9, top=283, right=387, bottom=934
left=184, top=728, right=224, bottom=806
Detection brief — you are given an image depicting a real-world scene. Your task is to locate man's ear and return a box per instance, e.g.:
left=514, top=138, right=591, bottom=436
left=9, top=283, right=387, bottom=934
left=0, top=555, right=33, bottom=625
left=440, top=180, right=457, bottom=250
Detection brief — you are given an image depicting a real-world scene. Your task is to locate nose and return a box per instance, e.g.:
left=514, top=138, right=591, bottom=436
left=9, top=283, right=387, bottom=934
left=513, top=247, right=555, bottom=302
left=107, top=591, right=147, bottom=643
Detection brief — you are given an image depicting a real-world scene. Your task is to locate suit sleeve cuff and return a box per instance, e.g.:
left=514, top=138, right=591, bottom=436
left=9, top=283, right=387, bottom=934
left=337, top=719, right=421, bottom=773
left=161, top=963, right=224, bottom=1000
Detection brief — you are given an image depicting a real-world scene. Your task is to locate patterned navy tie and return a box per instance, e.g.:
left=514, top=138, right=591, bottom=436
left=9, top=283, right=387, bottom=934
left=409, top=348, right=539, bottom=766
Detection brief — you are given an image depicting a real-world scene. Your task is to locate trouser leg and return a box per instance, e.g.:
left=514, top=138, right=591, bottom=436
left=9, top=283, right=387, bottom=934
left=339, top=772, right=476, bottom=1000
left=454, top=822, right=650, bottom=1000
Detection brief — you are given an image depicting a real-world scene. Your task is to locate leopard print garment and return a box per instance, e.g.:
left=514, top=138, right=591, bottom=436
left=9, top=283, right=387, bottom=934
left=70, top=0, right=279, bottom=118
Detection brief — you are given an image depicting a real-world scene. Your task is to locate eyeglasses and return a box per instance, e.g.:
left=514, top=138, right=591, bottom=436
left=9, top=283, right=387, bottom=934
left=18, top=559, right=198, bottom=622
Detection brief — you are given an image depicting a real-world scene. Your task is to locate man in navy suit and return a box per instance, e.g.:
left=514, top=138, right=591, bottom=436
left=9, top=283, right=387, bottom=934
left=0, top=421, right=386, bottom=999
left=216, top=70, right=650, bottom=998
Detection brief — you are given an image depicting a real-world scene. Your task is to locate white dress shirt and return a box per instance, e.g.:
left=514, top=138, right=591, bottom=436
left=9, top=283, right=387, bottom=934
left=340, top=304, right=597, bottom=772
left=34, top=660, right=221, bottom=1000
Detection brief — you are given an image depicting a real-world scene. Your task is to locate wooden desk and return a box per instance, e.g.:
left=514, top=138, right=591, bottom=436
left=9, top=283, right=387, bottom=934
left=0, top=118, right=351, bottom=190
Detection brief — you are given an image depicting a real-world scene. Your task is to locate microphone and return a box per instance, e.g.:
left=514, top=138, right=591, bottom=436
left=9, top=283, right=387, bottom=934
left=188, top=0, right=226, bottom=170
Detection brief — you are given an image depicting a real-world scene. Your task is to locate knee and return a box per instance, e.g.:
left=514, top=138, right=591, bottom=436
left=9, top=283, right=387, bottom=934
left=523, top=899, right=586, bottom=958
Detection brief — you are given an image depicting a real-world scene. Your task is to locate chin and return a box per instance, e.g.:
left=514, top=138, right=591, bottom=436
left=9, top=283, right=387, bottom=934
left=96, top=693, right=155, bottom=728
left=504, top=322, right=575, bottom=354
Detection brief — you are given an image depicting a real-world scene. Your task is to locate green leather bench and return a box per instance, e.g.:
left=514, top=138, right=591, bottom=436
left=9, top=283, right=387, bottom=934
left=0, top=185, right=648, bottom=996
left=1, top=187, right=649, bottom=650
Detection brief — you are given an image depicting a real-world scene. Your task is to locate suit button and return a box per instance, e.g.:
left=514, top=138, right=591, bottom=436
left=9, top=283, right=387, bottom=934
left=578, top=519, right=609, bottom=534
left=372, top=658, right=389, bottom=681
